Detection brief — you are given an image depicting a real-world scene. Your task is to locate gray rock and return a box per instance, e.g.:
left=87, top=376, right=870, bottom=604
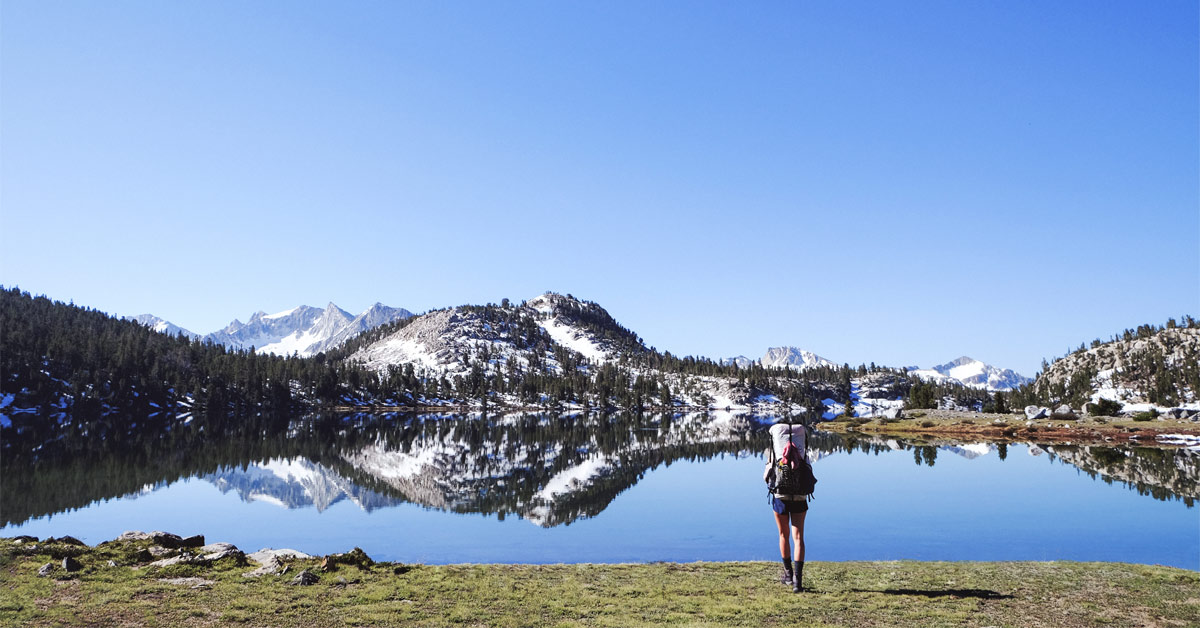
left=1052, top=405, right=1077, bottom=420
left=148, top=546, right=176, bottom=557
left=291, top=569, right=319, bottom=586
left=12, top=535, right=38, bottom=543
left=180, top=534, right=205, bottom=548
left=51, top=535, right=87, bottom=546
left=148, top=553, right=210, bottom=568
left=149, top=532, right=184, bottom=548
left=62, top=557, right=83, bottom=572
left=199, top=542, right=238, bottom=554
left=202, top=549, right=245, bottom=563
left=117, top=531, right=152, bottom=542
left=883, top=407, right=902, bottom=419
left=247, top=548, right=312, bottom=564
left=242, top=557, right=282, bottom=578
left=1025, top=405, right=1050, bottom=420
left=107, top=560, right=118, bottom=567
left=37, top=563, right=54, bottom=577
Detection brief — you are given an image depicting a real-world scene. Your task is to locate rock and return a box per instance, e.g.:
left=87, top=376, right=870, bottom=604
left=62, top=557, right=83, bottom=572
left=291, top=569, right=319, bottom=586
left=1052, top=405, right=1077, bottom=420
left=37, top=563, right=54, bottom=577
left=1025, top=406, right=1050, bottom=420
left=1164, top=408, right=1186, bottom=419
left=107, top=560, right=117, bottom=567
left=132, top=549, right=154, bottom=563
left=202, top=549, right=246, bottom=564
left=148, top=546, right=176, bottom=558
left=50, top=535, right=87, bottom=547
left=148, top=553, right=210, bottom=568
left=242, top=557, right=282, bottom=578
left=117, top=531, right=153, bottom=542
left=247, top=548, right=312, bottom=564
left=180, top=535, right=205, bottom=548
left=199, top=542, right=238, bottom=554
left=157, top=577, right=214, bottom=589
left=12, top=535, right=38, bottom=543
left=148, top=532, right=184, bottom=548
left=882, top=407, right=902, bottom=419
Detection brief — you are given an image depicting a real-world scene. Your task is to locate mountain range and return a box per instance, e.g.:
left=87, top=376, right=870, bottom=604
left=128, top=302, right=413, bottom=358
left=132, top=292, right=1029, bottom=391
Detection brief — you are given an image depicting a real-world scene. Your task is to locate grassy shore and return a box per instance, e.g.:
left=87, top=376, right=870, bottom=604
left=2, top=538, right=1197, bottom=627
left=819, top=409, right=1200, bottom=446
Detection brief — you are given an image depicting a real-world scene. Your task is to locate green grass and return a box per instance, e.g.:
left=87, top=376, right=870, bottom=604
left=1, top=538, right=1197, bottom=627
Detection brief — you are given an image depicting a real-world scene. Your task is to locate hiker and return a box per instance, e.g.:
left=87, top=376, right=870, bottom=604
left=763, top=420, right=815, bottom=593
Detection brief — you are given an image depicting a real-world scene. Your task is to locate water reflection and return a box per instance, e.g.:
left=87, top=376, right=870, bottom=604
left=2, top=412, right=1196, bottom=530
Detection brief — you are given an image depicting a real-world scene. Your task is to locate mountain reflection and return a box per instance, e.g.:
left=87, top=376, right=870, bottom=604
left=1, top=412, right=1195, bottom=528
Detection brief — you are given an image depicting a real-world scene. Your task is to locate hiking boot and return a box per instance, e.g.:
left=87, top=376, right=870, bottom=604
left=778, top=569, right=793, bottom=586
left=792, top=565, right=803, bottom=593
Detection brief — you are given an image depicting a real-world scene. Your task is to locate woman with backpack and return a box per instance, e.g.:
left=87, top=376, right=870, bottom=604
left=763, top=420, right=815, bottom=593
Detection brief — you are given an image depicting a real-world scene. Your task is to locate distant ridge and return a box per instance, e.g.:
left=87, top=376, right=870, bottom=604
left=137, top=302, right=414, bottom=357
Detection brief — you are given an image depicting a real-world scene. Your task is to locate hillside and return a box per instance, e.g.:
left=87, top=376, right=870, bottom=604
left=1, top=288, right=870, bottom=418
left=1022, top=320, right=1200, bottom=413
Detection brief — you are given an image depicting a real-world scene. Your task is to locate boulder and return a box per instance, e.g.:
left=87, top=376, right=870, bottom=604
left=1052, top=405, right=1077, bottom=420
left=1164, top=408, right=1186, bottom=419
left=37, top=563, right=54, bottom=577
left=882, top=407, right=902, bottom=419
left=180, top=535, right=205, bottom=548
left=50, top=535, right=87, bottom=547
left=148, top=553, right=210, bottom=568
left=12, top=535, right=38, bottom=543
left=1025, top=406, right=1050, bottom=420
left=247, top=548, right=312, bottom=564
left=291, top=569, right=319, bottom=586
left=62, top=557, right=83, bottom=572
left=116, top=531, right=153, bottom=542
left=147, top=546, right=176, bottom=558
left=148, top=532, right=184, bottom=548
left=198, top=542, right=238, bottom=554
left=202, top=549, right=246, bottom=564
left=242, top=557, right=282, bottom=578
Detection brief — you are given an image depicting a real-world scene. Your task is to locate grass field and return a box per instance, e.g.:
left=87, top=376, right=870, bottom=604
left=2, top=538, right=1198, bottom=627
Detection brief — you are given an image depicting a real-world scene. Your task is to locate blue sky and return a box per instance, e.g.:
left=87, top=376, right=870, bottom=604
left=2, top=1, right=1196, bottom=375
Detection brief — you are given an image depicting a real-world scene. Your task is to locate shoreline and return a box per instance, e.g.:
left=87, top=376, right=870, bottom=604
left=3, top=534, right=1197, bottom=627
left=819, top=409, right=1200, bottom=447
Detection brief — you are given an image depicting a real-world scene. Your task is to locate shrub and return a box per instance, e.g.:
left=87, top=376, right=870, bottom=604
left=920, top=420, right=935, bottom=428
left=1087, top=398, right=1124, bottom=417
left=1131, top=411, right=1156, bottom=422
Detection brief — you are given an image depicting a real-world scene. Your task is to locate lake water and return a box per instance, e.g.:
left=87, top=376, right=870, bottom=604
left=2, top=412, right=1196, bottom=569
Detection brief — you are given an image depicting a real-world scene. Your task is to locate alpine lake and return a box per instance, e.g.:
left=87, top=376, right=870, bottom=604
left=2, top=411, right=1196, bottom=569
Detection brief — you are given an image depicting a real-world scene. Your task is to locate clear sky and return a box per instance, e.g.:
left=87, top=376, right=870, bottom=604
left=2, top=1, right=1196, bottom=376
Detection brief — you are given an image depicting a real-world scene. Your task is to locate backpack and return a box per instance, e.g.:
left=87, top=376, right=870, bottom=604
left=768, top=423, right=817, bottom=499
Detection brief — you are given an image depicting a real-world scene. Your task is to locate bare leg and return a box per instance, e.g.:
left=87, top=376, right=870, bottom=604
left=774, top=511, right=791, bottom=559
left=790, top=510, right=807, bottom=563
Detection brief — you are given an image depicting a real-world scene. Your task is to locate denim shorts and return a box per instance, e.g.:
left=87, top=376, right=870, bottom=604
left=772, top=497, right=809, bottom=515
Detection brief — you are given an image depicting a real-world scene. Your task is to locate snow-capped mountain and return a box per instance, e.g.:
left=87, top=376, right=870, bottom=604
left=907, top=356, right=1030, bottom=391
left=132, top=302, right=412, bottom=357
left=722, top=347, right=836, bottom=371
left=125, top=314, right=198, bottom=340
left=760, top=347, right=838, bottom=371
left=348, top=292, right=640, bottom=376
left=203, top=457, right=401, bottom=512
